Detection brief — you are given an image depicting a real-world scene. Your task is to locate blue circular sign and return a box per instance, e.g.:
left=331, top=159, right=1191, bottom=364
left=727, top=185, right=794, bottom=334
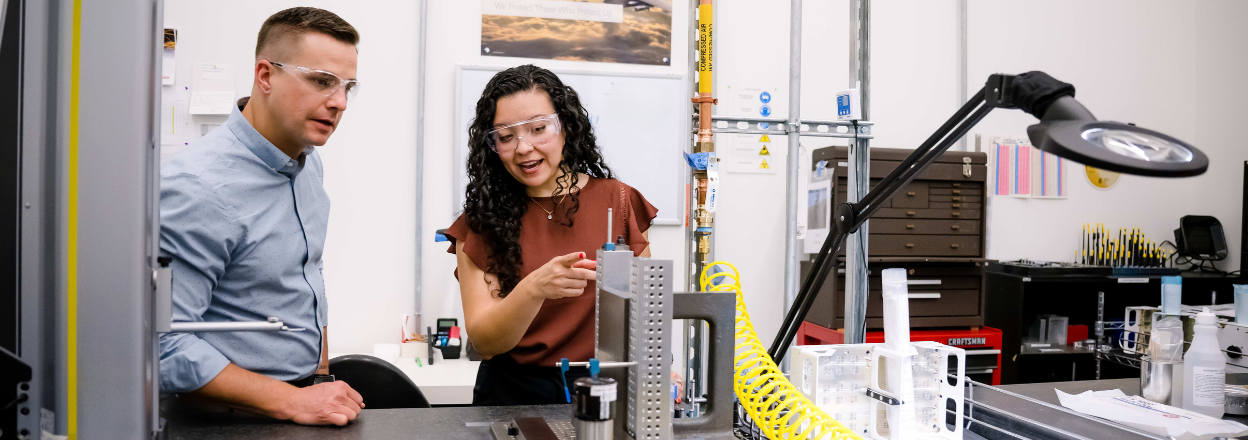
left=759, top=105, right=772, bottom=117
left=760, top=91, right=772, bottom=103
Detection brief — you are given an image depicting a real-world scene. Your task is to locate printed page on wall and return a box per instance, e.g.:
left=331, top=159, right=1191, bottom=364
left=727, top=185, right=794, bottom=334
left=1029, top=148, right=1068, bottom=198
left=989, top=136, right=1069, bottom=199
left=989, top=136, right=1032, bottom=197
left=480, top=0, right=672, bottom=65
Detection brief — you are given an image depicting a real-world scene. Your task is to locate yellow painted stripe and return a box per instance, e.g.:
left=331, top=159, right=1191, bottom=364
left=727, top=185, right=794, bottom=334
left=68, top=0, right=81, bottom=437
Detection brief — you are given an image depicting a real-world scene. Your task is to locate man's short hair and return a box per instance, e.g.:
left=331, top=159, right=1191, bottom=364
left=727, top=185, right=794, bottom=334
left=255, top=7, right=359, bottom=60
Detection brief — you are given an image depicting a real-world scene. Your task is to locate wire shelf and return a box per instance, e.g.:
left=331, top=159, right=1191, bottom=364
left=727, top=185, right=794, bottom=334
left=1096, top=347, right=1143, bottom=369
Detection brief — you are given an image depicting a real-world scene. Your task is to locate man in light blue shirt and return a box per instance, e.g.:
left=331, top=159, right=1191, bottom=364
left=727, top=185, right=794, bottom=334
left=159, top=7, right=365, bottom=426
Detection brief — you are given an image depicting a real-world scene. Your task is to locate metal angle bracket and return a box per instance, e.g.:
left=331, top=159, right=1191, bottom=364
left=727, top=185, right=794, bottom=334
left=865, top=387, right=902, bottom=406
left=697, top=116, right=874, bottom=138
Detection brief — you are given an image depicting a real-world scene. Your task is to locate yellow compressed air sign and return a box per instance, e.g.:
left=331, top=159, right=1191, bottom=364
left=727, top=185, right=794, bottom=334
left=698, top=4, right=713, bottom=94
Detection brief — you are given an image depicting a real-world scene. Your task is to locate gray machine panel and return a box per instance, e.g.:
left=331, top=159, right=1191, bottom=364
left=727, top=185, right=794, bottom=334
left=596, top=249, right=634, bottom=364
left=76, top=0, right=161, bottom=436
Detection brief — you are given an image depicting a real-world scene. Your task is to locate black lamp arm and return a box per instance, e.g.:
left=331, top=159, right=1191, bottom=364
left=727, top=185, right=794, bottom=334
left=854, top=87, right=989, bottom=222
left=768, top=80, right=1012, bottom=362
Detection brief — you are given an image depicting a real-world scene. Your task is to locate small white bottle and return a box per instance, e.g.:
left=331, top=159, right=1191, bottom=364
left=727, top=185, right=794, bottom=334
left=1182, top=308, right=1226, bottom=417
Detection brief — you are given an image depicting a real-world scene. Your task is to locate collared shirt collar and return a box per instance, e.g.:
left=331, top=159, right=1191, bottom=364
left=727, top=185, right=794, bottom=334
left=227, top=105, right=312, bottom=177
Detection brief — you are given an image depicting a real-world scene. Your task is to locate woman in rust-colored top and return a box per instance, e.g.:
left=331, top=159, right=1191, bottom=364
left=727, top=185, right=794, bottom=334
left=445, top=65, right=658, bottom=406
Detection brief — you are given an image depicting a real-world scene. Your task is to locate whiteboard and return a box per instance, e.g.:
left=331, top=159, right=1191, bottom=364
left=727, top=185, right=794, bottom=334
left=454, top=64, right=687, bottom=225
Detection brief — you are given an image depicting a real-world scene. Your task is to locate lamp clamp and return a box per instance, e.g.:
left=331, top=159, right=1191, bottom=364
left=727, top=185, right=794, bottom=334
left=985, top=74, right=1019, bottom=109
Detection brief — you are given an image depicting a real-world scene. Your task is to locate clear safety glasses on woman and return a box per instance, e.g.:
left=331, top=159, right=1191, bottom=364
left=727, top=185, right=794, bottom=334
left=270, top=61, right=361, bottom=101
left=487, top=114, right=562, bottom=153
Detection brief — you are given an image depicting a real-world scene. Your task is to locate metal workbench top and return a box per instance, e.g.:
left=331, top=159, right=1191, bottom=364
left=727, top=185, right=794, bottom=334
left=983, top=378, right=1248, bottom=440
left=164, top=403, right=736, bottom=440
left=165, top=404, right=573, bottom=440
left=164, top=378, right=1232, bottom=440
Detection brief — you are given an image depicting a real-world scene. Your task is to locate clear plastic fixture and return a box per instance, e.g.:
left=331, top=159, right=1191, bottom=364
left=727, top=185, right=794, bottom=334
left=1234, top=285, right=1248, bottom=326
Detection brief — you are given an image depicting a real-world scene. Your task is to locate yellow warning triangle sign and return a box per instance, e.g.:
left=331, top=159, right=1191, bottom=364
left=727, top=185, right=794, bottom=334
left=759, top=159, right=770, bottom=169
left=760, top=135, right=770, bottom=142
left=759, top=146, right=771, bottom=156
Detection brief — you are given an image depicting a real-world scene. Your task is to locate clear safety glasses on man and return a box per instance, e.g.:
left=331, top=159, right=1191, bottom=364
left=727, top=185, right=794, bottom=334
left=270, top=61, right=361, bottom=101
left=487, top=113, right=562, bottom=153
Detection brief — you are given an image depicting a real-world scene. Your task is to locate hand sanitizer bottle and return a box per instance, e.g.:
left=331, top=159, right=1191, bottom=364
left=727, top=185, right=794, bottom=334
left=1182, top=308, right=1226, bottom=417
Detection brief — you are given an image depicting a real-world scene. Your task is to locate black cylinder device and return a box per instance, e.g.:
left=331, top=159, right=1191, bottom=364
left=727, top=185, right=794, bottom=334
left=572, top=376, right=617, bottom=440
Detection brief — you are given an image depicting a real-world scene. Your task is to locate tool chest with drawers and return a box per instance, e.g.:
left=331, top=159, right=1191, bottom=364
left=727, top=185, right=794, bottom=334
left=803, top=146, right=991, bottom=330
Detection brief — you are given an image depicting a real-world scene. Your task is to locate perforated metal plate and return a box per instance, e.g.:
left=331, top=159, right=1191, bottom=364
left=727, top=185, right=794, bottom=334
left=627, top=258, right=673, bottom=440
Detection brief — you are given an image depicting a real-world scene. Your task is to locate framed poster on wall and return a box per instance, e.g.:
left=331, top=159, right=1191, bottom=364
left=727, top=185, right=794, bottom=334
left=480, top=0, right=672, bottom=65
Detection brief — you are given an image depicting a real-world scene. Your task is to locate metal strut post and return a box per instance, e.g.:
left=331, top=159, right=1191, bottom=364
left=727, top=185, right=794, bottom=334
left=781, top=0, right=803, bottom=372
left=844, top=0, right=871, bottom=344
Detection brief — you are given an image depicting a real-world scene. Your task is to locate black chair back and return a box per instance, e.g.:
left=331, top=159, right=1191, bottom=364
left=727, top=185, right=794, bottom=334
left=328, top=354, right=431, bottom=409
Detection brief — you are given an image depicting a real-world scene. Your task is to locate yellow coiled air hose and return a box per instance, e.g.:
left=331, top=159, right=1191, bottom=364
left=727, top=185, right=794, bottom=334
left=700, top=261, right=861, bottom=440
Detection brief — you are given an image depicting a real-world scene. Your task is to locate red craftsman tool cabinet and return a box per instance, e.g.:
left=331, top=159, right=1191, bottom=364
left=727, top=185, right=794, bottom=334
left=796, top=321, right=1003, bottom=385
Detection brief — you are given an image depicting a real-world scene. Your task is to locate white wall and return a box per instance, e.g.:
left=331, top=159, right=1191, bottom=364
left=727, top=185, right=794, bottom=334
left=164, top=0, right=1248, bottom=356
left=968, top=0, right=1247, bottom=272
left=711, top=0, right=967, bottom=342
left=163, top=0, right=420, bottom=354
left=714, top=0, right=1248, bottom=339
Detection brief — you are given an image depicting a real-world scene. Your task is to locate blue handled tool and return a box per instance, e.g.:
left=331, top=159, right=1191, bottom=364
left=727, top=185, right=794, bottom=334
left=559, top=358, right=572, bottom=403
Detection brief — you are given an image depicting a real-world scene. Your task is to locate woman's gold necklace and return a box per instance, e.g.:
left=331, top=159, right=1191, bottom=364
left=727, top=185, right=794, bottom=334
left=530, top=193, right=567, bottom=220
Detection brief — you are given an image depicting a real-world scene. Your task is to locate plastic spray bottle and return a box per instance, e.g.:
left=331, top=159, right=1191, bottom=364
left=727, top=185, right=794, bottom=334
left=1182, top=307, right=1226, bottom=417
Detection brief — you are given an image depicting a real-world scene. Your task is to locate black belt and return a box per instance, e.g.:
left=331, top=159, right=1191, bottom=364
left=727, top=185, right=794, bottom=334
left=286, top=373, right=335, bottom=388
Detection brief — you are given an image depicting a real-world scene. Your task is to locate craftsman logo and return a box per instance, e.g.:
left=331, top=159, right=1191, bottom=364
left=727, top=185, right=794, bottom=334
left=948, top=337, right=986, bottom=346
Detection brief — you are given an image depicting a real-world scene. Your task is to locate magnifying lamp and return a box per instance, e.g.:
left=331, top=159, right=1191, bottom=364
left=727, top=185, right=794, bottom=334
left=770, top=71, right=1209, bottom=362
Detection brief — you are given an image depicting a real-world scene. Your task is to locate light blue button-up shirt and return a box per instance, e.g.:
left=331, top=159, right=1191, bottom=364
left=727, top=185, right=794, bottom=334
left=158, top=105, right=330, bottom=393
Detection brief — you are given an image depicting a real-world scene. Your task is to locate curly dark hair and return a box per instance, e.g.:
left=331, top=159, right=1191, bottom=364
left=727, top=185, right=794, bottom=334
left=463, top=65, right=614, bottom=297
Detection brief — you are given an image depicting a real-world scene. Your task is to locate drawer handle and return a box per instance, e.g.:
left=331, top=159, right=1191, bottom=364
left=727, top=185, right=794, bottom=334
left=906, top=211, right=916, bottom=216
left=952, top=189, right=962, bottom=194
left=950, top=243, right=961, bottom=249
left=951, top=212, right=961, bottom=217
left=951, top=225, right=961, bottom=230
left=908, top=293, right=941, bottom=299
left=907, top=191, right=916, bottom=197
left=952, top=183, right=961, bottom=187
left=906, top=224, right=915, bottom=229
left=965, top=349, right=1002, bottom=355
left=965, top=369, right=996, bottom=375
left=907, top=279, right=942, bottom=285
left=905, top=243, right=915, bottom=249
left=952, top=197, right=961, bottom=202
left=952, top=203, right=961, bottom=208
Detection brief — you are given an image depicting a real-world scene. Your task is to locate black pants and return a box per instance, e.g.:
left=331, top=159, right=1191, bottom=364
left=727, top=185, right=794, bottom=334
left=472, top=354, right=589, bottom=406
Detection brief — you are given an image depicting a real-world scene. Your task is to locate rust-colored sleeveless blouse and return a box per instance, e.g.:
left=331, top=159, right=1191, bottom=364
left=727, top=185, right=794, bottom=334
left=445, top=178, right=658, bottom=366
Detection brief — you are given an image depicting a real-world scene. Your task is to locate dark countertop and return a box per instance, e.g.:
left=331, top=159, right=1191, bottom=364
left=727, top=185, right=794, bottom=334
left=165, top=404, right=573, bottom=440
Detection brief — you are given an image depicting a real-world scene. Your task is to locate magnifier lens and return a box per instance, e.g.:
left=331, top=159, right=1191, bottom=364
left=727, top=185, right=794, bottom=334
left=1081, top=128, right=1194, bottom=163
